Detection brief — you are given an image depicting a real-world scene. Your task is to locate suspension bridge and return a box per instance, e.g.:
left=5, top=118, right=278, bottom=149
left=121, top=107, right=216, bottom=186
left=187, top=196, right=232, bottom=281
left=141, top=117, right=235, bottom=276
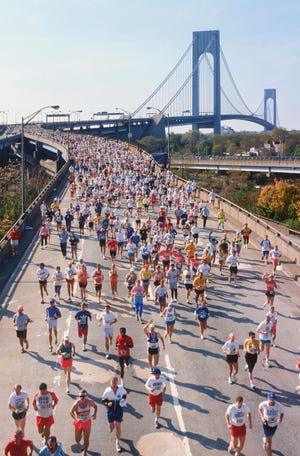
left=39, top=30, right=277, bottom=140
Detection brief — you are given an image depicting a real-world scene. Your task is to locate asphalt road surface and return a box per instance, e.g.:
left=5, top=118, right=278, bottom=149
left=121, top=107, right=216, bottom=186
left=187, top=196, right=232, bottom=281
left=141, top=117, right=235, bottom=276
left=0, top=181, right=299, bottom=456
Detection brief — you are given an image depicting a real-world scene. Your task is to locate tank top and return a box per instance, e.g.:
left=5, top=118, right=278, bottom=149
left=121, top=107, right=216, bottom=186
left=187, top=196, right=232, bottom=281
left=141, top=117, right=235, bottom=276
left=147, top=332, right=159, bottom=349
left=76, top=400, right=91, bottom=422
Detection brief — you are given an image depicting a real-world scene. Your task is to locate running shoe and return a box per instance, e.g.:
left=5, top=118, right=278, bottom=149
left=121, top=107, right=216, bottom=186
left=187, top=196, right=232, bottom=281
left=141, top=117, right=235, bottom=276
left=228, top=377, right=233, bottom=384
left=49, top=346, right=53, bottom=352
left=115, top=440, right=121, bottom=453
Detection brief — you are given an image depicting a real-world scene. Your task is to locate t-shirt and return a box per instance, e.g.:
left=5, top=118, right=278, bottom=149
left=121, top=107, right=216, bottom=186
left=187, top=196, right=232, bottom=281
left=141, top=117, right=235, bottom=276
left=32, top=391, right=58, bottom=418
left=194, top=306, right=209, bottom=322
left=13, top=313, right=29, bottom=331
left=244, top=338, right=260, bottom=354
left=100, top=311, right=116, bottom=327
left=75, top=310, right=91, bottom=328
left=222, top=340, right=239, bottom=355
left=145, top=375, right=167, bottom=396
left=4, top=438, right=33, bottom=456
left=8, top=391, right=28, bottom=412
left=259, top=400, right=284, bottom=427
left=226, top=403, right=250, bottom=426
left=116, top=334, right=134, bottom=358
left=257, top=321, right=272, bottom=341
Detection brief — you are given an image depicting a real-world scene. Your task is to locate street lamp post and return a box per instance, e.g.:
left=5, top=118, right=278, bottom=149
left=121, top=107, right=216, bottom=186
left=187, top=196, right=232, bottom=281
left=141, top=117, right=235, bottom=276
left=21, top=105, right=60, bottom=215
left=115, top=107, right=132, bottom=145
left=147, top=106, right=170, bottom=169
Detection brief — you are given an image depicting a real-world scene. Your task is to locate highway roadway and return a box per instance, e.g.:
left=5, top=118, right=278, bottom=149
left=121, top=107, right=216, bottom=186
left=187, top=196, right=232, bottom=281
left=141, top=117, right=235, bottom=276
left=0, top=182, right=299, bottom=456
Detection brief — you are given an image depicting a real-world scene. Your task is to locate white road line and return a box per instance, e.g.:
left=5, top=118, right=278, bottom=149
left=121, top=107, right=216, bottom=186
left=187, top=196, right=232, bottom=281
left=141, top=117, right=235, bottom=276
left=165, top=353, right=192, bottom=456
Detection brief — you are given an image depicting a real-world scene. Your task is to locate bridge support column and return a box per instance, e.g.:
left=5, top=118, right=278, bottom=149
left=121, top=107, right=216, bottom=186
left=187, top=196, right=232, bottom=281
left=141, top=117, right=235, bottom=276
left=192, top=30, right=221, bottom=135
left=264, top=89, right=276, bottom=130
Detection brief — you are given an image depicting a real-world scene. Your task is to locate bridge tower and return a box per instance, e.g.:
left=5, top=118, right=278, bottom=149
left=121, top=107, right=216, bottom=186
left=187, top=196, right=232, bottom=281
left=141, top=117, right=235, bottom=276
left=264, top=89, right=277, bottom=130
left=192, top=30, right=221, bottom=135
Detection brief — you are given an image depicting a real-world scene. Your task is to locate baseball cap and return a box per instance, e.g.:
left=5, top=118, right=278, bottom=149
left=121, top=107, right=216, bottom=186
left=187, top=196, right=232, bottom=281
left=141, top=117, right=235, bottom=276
left=130, top=267, right=134, bottom=271
left=149, top=323, right=155, bottom=328
left=47, top=436, right=57, bottom=444
left=49, top=298, right=55, bottom=303
left=17, top=306, right=24, bottom=312
left=63, top=335, right=70, bottom=341
left=267, top=392, right=276, bottom=401
left=152, top=367, right=161, bottom=375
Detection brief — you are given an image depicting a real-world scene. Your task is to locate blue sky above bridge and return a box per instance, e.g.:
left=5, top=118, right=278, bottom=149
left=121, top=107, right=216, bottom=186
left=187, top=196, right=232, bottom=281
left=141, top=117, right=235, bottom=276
left=0, top=0, right=299, bottom=132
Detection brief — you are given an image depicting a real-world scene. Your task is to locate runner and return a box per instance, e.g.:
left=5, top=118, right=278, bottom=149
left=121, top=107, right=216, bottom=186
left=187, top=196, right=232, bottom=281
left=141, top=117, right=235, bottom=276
left=92, top=264, right=104, bottom=303
left=32, top=382, right=59, bottom=443
left=166, top=263, right=179, bottom=301
left=70, top=390, right=97, bottom=456
left=115, top=327, right=134, bottom=386
left=8, top=226, right=21, bottom=256
left=77, top=264, right=89, bottom=302
left=226, top=250, right=239, bottom=287
left=269, top=245, right=282, bottom=274
left=13, top=306, right=30, bottom=353
left=131, top=279, right=145, bottom=322
left=194, top=299, right=209, bottom=340
left=143, top=320, right=165, bottom=371
left=75, top=303, right=92, bottom=351
left=125, top=268, right=137, bottom=299
left=36, top=262, right=49, bottom=304
left=38, top=436, right=65, bottom=456
left=258, top=392, right=284, bottom=455
left=161, top=301, right=178, bottom=343
left=222, top=333, right=240, bottom=384
left=266, top=305, right=278, bottom=347
left=240, top=223, right=252, bottom=248
left=64, top=261, right=77, bottom=302
left=98, top=304, right=118, bottom=359
left=102, top=377, right=127, bottom=453
left=262, top=273, right=278, bottom=308
left=109, top=263, right=118, bottom=299
left=243, top=331, right=260, bottom=389
left=8, top=384, right=30, bottom=433
left=225, top=396, right=252, bottom=456
left=45, top=298, right=61, bottom=352
left=182, top=264, right=194, bottom=302
left=56, top=335, right=75, bottom=393
left=4, top=429, right=33, bottom=456
left=154, top=279, right=168, bottom=314
left=260, top=235, right=272, bottom=264
left=52, top=266, right=64, bottom=300
left=193, top=271, right=207, bottom=307
left=145, top=368, right=167, bottom=429
left=256, top=315, right=272, bottom=367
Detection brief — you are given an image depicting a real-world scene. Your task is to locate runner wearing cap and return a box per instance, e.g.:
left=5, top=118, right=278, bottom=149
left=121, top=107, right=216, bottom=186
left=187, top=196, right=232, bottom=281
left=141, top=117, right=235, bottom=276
left=145, top=368, right=167, bottom=428
left=222, top=333, right=240, bottom=384
left=161, top=301, right=178, bottom=343
left=225, top=396, right=252, bottom=456
left=56, top=336, right=75, bottom=393
left=45, top=299, right=61, bottom=352
left=38, top=436, right=65, bottom=456
left=13, top=306, right=30, bottom=353
left=258, top=392, right=284, bottom=455
left=143, top=319, right=165, bottom=371
left=98, top=305, right=117, bottom=359
left=4, top=429, right=33, bottom=456
left=75, top=303, right=92, bottom=351
left=70, top=390, right=97, bottom=456
left=256, top=315, right=272, bottom=367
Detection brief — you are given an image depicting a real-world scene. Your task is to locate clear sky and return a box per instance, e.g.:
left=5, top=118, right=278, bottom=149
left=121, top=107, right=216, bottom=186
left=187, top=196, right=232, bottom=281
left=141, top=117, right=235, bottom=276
left=0, top=0, right=299, bottom=131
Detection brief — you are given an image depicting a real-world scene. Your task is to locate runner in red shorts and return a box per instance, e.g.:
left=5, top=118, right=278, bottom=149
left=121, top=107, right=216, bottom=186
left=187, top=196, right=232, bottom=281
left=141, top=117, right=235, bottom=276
left=70, top=390, right=97, bottom=456
left=225, top=396, right=252, bottom=456
left=145, top=368, right=167, bottom=429
left=32, top=383, right=58, bottom=443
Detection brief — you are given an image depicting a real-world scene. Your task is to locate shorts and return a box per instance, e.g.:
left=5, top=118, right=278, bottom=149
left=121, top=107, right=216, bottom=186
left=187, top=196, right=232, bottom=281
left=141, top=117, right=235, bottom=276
left=66, top=278, right=75, bottom=284
left=107, top=407, right=123, bottom=423
left=185, top=284, right=193, bottom=290
left=78, top=327, right=88, bottom=338
left=39, top=280, right=47, bottom=285
left=47, top=319, right=58, bottom=329
left=99, top=239, right=106, bottom=247
left=230, top=424, right=246, bottom=437
left=142, top=280, right=150, bottom=286
left=10, top=239, right=19, bottom=246
left=260, top=339, right=271, bottom=345
left=95, top=284, right=102, bottom=292
left=117, top=241, right=123, bottom=246
left=36, top=415, right=54, bottom=428
left=73, top=418, right=92, bottom=431
left=128, top=252, right=135, bottom=258
left=16, top=330, right=27, bottom=339
left=118, top=356, right=130, bottom=365
left=195, top=289, right=205, bottom=296
left=148, top=347, right=159, bottom=355
left=165, top=319, right=175, bottom=326
left=229, top=266, right=238, bottom=274
left=263, top=423, right=277, bottom=437
left=12, top=410, right=26, bottom=420
left=266, top=290, right=275, bottom=297
left=79, top=282, right=87, bottom=288
left=226, top=354, right=238, bottom=363
left=104, top=326, right=114, bottom=338
left=148, top=393, right=163, bottom=407
left=60, top=357, right=73, bottom=368
left=109, top=250, right=117, bottom=257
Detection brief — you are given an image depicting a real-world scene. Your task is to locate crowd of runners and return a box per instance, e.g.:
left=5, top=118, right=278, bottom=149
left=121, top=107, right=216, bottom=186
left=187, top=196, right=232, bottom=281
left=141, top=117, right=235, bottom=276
left=6, top=130, right=298, bottom=456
